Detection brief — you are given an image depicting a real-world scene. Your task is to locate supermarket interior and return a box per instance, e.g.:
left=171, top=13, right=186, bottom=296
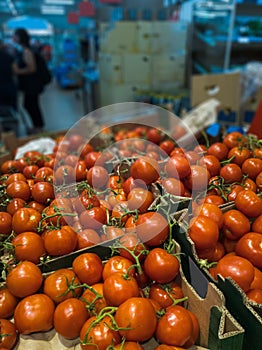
left=0, top=2, right=262, bottom=350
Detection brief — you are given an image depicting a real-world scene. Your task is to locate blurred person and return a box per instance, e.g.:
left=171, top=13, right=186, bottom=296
left=12, top=28, right=45, bottom=134
left=0, top=39, right=18, bottom=110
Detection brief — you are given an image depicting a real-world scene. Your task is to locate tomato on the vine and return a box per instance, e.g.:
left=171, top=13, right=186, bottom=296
left=0, top=319, right=17, bottom=349
left=72, top=253, right=103, bottom=285
left=235, top=232, right=262, bottom=269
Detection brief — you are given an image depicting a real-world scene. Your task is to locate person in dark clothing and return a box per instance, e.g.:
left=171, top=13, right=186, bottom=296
left=12, top=28, right=45, bottom=134
left=0, top=40, right=17, bottom=110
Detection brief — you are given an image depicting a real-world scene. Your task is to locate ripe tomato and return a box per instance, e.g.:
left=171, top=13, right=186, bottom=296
left=161, top=177, right=185, bottom=196
left=103, top=272, right=140, bottom=306
left=199, top=154, right=221, bottom=177
left=87, top=165, right=109, bottom=189
left=14, top=293, right=55, bottom=334
left=1, top=160, right=19, bottom=174
left=54, top=165, right=75, bottom=185
left=42, top=225, right=77, bottom=256
left=193, top=203, right=224, bottom=229
left=115, top=297, right=157, bottom=342
left=80, top=315, right=121, bottom=350
left=256, top=171, right=262, bottom=190
left=34, top=166, right=54, bottom=182
left=146, top=127, right=162, bottom=144
left=79, top=206, right=107, bottom=230
left=215, top=255, right=254, bottom=292
left=0, top=288, right=19, bottom=319
left=149, top=282, right=184, bottom=309
left=6, top=197, right=26, bottom=216
left=67, top=134, right=84, bottom=151
left=12, top=231, right=46, bottom=264
left=184, top=165, right=210, bottom=192
left=31, top=181, right=54, bottom=204
left=188, top=215, right=219, bottom=250
left=185, top=151, right=201, bottom=165
left=12, top=207, right=42, bottom=234
left=246, top=289, right=262, bottom=304
left=183, top=310, right=200, bottom=348
left=54, top=298, right=89, bottom=339
left=6, top=261, right=43, bottom=298
left=252, top=214, right=262, bottom=233
left=136, top=212, right=169, bottom=247
left=250, top=267, right=262, bottom=290
left=223, top=132, right=247, bottom=149
left=131, top=156, right=160, bottom=185
left=227, top=147, right=251, bottom=166
left=207, top=142, right=228, bottom=161
left=242, top=158, right=262, bottom=180
left=6, top=180, right=31, bottom=201
left=81, top=283, right=107, bottom=315
left=0, top=212, right=12, bottom=235
left=155, top=305, right=193, bottom=346
left=235, top=190, right=262, bottom=218
left=122, top=177, right=147, bottom=195
left=197, top=241, right=225, bottom=262
left=222, top=209, right=251, bottom=240
left=102, top=256, right=135, bottom=281
left=118, top=233, right=147, bottom=263
left=72, top=253, right=103, bottom=285
left=127, top=188, right=154, bottom=213
left=160, top=140, right=175, bottom=155
left=79, top=142, right=94, bottom=158
left=43, top=197, right=74, bottom=227
left=235, top=232, right=262, bottom=269
left=5, top=172, right=26, bottom=184
left=43, top=268, right=82, bottom=304
left=144, top=248, right=180, bottom=284
left=219, top=163, right=243, bottom=184
left=226, top=184, right=244, bottom=202
left=0, top=319, right=17, bottom=349
left=22, top=165, right=39, bottom=179
left=203, top=195, right=226, bottom=206
left=77, top=229, right=101, bottom=250
left=165, top=155, right=191, bottom=180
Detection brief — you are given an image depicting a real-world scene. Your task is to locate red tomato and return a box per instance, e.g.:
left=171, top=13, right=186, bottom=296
left=155, top=305, right=193, bottom=346
left=127, top=188, right=154, bottom=213
left=12, top=207, right=42, bottom=234
left=1, top=160, right=19, bottom=174
left=68, top=134, right=84, bottom=151
left=223, top=132, right=247, bottom=149
left=215, top=255, right=254, bottom=292
left=34, top=166, right=54, bottom=182
left=243, top=177, right=257, bottom=193
left=183, top=310, right=200, bottom=348
left=203, top=194, right=226, bottom=206
left=188, top=215, right=219, bottom=250
left=252, top=214, right=262, bottom=234
left=160, top=140, right=175, bottom=155
left=6, top=261, right=43, bottom=298
left=144, top=248, right=180, bottom=284
left=115, top=297, right=157, bottom=342
left=227, top=147, right=251, bottom=166
left=256, top=171, right=262, bottom=190
left=0, top=319, right=17, bottom=349
left=14, top=294, right=55, bottom=334
left=0, top=212, right=12, bottom=235
left=185, top=151, right=201, bottom=165
left=6, top=180, right=31, bottom=201
left=22, top=165, right=39, bottom=179
left=222, top=209, right=251, bottom=240
left=80, top=316, right=121, bottom=350
left=199, top=155, right=221, bottom=177
left=72, top=253, right=103, bottom=285
left=6, top=198, right=26, bottom=216
left=184, top=165, right=210, bottom=192
left=27, top=200, right=45, bottom=213
left=161, top=177, right=185, bottom=196
left=165, top=155, right=191, bottom=180
left=102, top=256, right=135, bottom=281
left=103, top=272, right=140, bottom=306
left=81, top=283, right=107, bottom=316
left=242, top=158, right=262, bottom=179
left=235, top=190, right=262, bottom=218
left=31, top=181, right=54, bottom=204
left=54, top=298, right=89, bottom=339
left=79, top=142, right=94, bottom=158
left=246, top=289, right=262, bottom=304
left=149, top=282, right=184, bottom=309
left=226, top=184, right=244, bottom=202
left=79, top=206, right=107, bottom=230
left=43, top=268, right=82, bottom=304
left=75, top=160, right=87, bottom=182
left=193, top=203, right=224, bottom=229
left=207, top=142, right=228, bottom=161
left=118, top=233, right=147, bottom=263
left=54, top=165, right=75, bottom=185
left=87, top=165, right=109, bottom=189
left=5, top=172, right=26, bottom=185
left=12, top=231, right=46, bottom=264
left=131, top=156, right=160, bottom=185
left=76, top=229, right=101, bottom=250
left=219, top=163, right=243, bottom=184
left=0, top=288, right=19, bottom=319
left=136, top=212, right=169, bottom=247
left=235, top=232, right=262, bottom=269
left=146, top=127, right=162, bottom=144
left=42, top=225, right=77, bottom=256
left=250, top=268, right=262, bottom=290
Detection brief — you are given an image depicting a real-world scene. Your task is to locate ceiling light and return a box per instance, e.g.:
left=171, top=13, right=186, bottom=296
left=44, top=0, right=75, bottom=5
left=41, top=5, right=65, bottom=15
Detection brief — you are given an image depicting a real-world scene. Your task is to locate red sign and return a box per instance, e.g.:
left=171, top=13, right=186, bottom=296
left=100, top=0, right=122, bottom=3
left=67, top=11, right=79, bottom=24
left=78, top=1, right=95, bottom=16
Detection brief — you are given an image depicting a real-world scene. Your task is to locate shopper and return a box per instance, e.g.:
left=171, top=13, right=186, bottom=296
left=0, top=40, right=18, bottom=110
left=12, top=28, right=45, bottom=134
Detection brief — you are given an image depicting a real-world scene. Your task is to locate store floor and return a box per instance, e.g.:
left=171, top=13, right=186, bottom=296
left=17, top=80, right=85, bottom=137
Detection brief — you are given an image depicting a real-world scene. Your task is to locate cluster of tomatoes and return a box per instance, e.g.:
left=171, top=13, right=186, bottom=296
left=0, top=124, right=262, bottom=349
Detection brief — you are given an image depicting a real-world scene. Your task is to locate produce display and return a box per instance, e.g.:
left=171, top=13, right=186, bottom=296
left=0, top=120, right=261, bottom=349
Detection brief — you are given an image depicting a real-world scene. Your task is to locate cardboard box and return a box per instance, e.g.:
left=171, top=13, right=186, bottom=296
left=191, top=72, right=241, bottom=125
left=98, top=53, right=124, bottom=84
left=122, top=54, right=152, bottom=84
left=174, top=209, right=262, bottom=350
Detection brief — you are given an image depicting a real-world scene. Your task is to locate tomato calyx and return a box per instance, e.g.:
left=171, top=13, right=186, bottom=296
left=198, top=258, right=217, bottom=270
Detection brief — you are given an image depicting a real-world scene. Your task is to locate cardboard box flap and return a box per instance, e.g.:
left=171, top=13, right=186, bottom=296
left=191, top=72, right=241, bottom=112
